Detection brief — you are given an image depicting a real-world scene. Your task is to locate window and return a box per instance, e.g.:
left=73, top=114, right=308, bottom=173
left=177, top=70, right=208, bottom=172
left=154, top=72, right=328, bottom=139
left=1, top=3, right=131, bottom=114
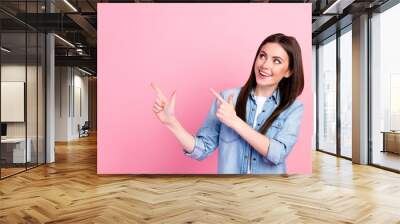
left=339, top=27, right=352, bottom=158
left=317, top=35, right=337, bottom=154
left=371, top=2, right=400, bottom=171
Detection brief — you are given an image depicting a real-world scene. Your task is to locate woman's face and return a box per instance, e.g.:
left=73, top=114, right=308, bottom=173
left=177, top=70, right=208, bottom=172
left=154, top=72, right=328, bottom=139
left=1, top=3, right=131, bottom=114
left=254, top=42, right=291, bottom=90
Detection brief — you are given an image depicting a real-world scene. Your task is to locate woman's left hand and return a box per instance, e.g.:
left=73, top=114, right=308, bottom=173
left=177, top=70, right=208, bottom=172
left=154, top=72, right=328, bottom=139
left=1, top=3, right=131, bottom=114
left=210, top=88, right=240, bottom=129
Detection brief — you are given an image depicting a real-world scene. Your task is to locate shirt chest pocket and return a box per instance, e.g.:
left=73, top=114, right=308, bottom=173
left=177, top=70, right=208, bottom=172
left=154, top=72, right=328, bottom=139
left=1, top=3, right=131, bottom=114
left=267, top=119, right=285, bottom=138
left=219, top=124, right=240, bottom=143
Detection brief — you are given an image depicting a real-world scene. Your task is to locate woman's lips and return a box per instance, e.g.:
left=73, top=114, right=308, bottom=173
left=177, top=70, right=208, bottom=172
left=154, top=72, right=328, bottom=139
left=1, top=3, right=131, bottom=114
left=259, top=70, right=272, bottom=78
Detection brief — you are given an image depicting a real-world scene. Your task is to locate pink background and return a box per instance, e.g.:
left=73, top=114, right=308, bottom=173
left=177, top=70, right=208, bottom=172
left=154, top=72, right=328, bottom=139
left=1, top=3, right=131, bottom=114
left=98, top=3, right=312, bottom=174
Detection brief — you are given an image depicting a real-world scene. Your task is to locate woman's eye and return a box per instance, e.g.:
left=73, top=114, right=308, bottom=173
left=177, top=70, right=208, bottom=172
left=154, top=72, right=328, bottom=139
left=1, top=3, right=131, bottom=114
left=273, top=59, right=281, bottom=64
left=259, top=54, right=265, bottom=59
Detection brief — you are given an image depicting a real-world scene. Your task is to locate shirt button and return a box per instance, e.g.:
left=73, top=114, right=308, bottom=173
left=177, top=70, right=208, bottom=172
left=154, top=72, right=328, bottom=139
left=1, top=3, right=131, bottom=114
left=252, top=158, right=256, bottom=161
left=252, top=108, right=255, bottom=111
left=262, top=110, right=265, bottom=113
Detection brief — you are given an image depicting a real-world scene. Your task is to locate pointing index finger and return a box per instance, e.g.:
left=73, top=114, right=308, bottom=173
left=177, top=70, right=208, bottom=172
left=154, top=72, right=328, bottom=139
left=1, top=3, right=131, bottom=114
left=151, top=82, right=167, bottom=101
left=210, top=88, right=226, bottom=104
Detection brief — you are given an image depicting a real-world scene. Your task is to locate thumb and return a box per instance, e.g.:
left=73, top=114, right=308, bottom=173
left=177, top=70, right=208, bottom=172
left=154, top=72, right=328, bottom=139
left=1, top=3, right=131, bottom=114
left=227, top=94, right=234, bottom=105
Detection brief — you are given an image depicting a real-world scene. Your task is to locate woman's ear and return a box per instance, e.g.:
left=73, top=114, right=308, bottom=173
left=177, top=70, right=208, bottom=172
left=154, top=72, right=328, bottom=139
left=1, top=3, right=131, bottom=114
left=284, top=71, right=292, bottom=78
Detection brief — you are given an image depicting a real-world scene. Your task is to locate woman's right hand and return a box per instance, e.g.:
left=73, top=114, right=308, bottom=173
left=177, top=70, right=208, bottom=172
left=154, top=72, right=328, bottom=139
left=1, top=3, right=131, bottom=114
left=151, top=82, right=177, bottom=126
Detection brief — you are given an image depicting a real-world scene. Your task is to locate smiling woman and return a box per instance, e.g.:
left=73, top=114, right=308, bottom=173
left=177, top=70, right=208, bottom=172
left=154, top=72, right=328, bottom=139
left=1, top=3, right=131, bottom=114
left=151, top=33, right=305, bottom=174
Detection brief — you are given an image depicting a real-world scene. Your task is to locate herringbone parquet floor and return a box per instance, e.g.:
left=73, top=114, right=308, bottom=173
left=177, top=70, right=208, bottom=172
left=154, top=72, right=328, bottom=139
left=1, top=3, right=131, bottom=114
left=1, top=134, right=400, bottom=223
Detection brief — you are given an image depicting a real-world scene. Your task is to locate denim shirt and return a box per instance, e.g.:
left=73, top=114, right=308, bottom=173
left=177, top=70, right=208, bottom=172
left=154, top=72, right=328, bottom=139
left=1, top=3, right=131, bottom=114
left=184, top=87, right=304, bottom=174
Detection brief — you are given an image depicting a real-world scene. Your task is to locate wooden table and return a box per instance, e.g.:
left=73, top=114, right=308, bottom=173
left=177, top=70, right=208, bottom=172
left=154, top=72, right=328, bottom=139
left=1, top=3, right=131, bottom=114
left=381, top=131, right=400, bottom=154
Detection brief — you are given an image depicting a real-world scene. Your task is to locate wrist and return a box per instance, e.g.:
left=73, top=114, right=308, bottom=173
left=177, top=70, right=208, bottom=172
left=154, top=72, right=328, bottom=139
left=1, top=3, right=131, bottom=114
left=232, top=116, right=243, bottom=131
left=165, top=116, right=178, bottom=129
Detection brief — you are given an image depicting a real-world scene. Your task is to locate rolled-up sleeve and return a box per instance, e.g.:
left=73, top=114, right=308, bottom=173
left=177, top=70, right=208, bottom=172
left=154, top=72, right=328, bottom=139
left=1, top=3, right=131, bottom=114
left=184, top=97, right=221, bottom=160
left=264, top=102, right=304, bottom=165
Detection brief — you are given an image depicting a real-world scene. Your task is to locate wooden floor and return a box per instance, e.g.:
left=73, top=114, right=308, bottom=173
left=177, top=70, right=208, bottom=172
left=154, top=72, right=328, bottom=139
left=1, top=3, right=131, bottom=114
left=1, top=134, right=400, bottom=223
left=373, top=151, right=400, bottom=171
left=0, top=167, right=26, bottom=178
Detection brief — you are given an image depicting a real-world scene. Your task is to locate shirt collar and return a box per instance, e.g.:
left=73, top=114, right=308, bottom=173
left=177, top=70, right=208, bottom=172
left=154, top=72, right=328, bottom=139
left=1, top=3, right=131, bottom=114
left=250, top=88, right=280, bottom=105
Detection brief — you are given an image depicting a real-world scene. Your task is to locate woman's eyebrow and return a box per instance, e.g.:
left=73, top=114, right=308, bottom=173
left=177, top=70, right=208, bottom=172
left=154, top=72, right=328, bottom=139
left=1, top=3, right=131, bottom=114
left=260, top=50, right=285, bottom=61
left=272, top=56, right=284, bottom=61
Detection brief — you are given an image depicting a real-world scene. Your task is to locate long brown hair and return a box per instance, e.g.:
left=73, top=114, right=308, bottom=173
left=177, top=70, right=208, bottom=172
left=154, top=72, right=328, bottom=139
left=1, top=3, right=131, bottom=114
left=235, top=33, right=304, bottom=134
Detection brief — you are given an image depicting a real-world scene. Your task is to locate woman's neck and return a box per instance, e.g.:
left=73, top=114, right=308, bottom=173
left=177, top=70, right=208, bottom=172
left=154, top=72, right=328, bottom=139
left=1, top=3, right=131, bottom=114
left=254, top=85, right=277, bottom=97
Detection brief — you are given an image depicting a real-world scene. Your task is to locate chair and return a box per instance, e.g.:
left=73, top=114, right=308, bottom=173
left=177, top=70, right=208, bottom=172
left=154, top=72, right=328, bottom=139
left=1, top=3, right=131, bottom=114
left=79, top=121, right=90, bottom=138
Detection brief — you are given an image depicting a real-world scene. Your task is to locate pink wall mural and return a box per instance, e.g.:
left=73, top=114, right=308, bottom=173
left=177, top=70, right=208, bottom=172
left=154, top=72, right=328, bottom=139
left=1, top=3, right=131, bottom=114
left=98, top=3, right=312, bottom=174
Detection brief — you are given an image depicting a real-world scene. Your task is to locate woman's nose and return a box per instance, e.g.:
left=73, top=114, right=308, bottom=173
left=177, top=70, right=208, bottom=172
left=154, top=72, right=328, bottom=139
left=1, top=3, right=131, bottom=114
left=261, top=58, right=272, bottom=69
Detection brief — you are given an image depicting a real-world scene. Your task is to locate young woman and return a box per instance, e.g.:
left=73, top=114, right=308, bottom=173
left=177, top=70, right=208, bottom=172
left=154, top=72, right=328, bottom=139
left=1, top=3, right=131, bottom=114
left=151, top=33, right=304, bottom=174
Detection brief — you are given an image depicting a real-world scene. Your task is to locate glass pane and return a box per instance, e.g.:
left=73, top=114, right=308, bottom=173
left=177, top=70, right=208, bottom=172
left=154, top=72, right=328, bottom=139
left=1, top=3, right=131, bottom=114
left=318, top=36, right=337, bottom=154
left=371, top=3, right=400, bottom=171
left=1, top=31, right=27, bottom=177
left=38, top=32, right=45, bottom=165
left=312, top=45, right=317, bottom=151
left=0, top=1, right=46, bottom=178
left=340, top=28, right=352, bottom=158
left=26, top=0, right=41, bottom=168
left=27, top=31, right=38, bottom=169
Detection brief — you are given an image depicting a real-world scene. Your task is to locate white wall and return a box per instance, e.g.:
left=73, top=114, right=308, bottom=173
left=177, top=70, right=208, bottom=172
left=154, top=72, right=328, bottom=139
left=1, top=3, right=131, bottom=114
left=55, top=66, right=69, bottom=141
left=72, top=73, right=89, bottom=138
left=1, top=82, right=24, bottom=122
left=55, top=67, right=89, bottom=141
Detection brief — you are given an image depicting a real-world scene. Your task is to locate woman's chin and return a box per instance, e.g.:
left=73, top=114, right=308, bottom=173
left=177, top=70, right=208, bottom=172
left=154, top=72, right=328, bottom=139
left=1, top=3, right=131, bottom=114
left=256, top=80, right=276, bottom=87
